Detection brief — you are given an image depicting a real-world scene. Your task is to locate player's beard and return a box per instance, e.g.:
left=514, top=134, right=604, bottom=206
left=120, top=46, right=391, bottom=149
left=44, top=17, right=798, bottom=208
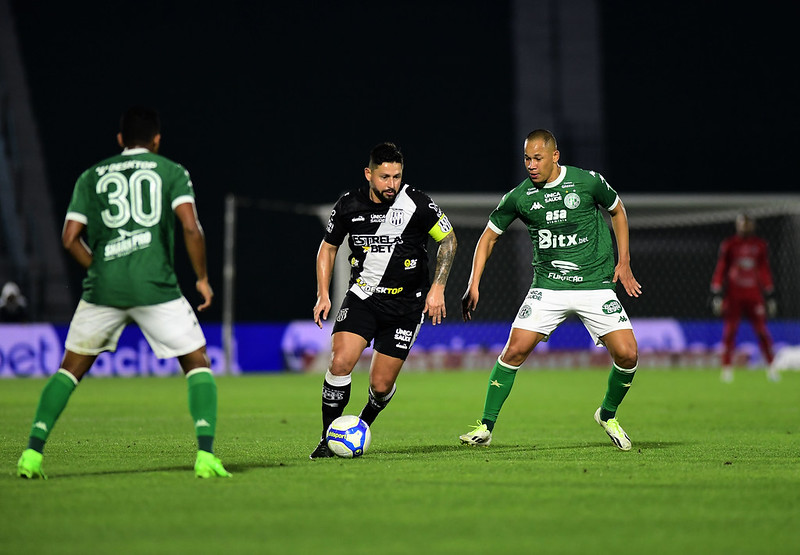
left=374, top=188, right=397, bottom=204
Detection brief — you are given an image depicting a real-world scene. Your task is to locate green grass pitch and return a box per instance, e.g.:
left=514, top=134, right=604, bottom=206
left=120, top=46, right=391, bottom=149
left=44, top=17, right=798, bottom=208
left=2, top=368, right=798, bottom=554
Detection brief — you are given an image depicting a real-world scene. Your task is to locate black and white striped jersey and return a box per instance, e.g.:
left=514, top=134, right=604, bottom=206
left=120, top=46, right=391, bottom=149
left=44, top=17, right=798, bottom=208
left=324, top=183, right=453, bottom=315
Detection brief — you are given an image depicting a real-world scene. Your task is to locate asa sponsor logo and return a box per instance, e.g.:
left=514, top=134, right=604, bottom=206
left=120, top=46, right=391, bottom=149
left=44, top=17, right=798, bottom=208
left=602, top=300, right=623, bottom=314
left=545, top=209, right=567, bottom=223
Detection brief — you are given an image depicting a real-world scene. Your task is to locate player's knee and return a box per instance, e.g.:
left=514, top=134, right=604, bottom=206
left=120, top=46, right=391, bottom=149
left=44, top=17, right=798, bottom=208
left=328, top=355, right=356, bottom=377
left=611, top=343, right=638, bottom=369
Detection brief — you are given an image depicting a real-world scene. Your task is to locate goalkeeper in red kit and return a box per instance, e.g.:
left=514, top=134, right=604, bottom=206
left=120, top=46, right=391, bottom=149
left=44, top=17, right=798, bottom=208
left=710, top=214, right=777, bottom=382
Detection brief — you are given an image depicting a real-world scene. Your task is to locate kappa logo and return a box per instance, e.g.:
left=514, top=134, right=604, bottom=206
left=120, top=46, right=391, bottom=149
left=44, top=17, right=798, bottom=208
left=336, top=308, right=349, bottom=322
left=530, top=202, right=544, bottom=210
left=33, top=421, right=48, bottom=432
left=195, top=419, right=211, bottom=428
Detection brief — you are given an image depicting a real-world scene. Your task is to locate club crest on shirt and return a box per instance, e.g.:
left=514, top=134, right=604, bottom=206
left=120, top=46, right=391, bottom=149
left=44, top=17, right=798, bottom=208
left=389, top=208, right=405, bottom=226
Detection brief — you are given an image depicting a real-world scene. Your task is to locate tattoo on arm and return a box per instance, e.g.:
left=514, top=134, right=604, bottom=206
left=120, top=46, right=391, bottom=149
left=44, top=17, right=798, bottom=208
left=433, top=233, right=457, bottom=286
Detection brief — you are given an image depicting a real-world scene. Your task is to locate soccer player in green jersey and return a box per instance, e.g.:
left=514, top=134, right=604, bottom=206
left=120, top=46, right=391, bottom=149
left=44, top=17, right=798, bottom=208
left=16, top=106, right=231, bottom=479
left=459, top=129, right=642, bottom=451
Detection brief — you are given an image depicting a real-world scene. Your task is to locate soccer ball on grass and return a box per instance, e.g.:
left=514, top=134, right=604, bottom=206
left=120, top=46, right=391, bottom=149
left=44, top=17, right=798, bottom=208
left=326, top=415, right=371, bottom=458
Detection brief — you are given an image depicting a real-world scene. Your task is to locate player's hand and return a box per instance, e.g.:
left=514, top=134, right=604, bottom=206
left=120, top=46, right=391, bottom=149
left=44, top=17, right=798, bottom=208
left=313, top=296, right=331, bottom=329
left=765, top=294, right=777, bottom=318
left=612, top=263, right=642, bottom=298
left=461, top=287, right=479, bottom=322
left=424, top=285, right=446, bottom=326
left=711, top=295, right=723, bottom=317
left=195, top=278, right=213, bottom=312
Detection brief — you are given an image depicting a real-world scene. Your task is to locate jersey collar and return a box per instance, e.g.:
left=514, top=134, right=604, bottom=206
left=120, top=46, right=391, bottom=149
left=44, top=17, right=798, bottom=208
left=542, top=166, right=566, bottom=188
left=121, top=147, right=150, bottom=155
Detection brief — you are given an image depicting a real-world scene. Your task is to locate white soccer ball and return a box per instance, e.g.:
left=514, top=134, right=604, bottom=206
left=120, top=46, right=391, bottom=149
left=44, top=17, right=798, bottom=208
left=326, top=415, right=371, bottom=458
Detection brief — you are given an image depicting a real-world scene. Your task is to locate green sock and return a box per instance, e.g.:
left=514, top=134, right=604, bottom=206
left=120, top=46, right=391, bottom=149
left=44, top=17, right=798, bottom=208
left=187, top=369, right=217, bottom=452
left=27, top=370, right=78, bottom=453
left=600, top=363, right=636, bottom=420
left=481, top=359, right=519, bottom=431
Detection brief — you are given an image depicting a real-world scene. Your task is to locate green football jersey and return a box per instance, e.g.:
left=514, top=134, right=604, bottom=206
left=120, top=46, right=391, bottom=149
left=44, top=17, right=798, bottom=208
left=66, top=148, right=196, bottom=307
left=488, top=165, right=619, bottom=290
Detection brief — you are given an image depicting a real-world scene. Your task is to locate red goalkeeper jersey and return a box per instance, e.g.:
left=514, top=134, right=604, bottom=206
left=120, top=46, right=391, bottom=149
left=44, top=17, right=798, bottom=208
left=711, top=235, right=774, bottom=298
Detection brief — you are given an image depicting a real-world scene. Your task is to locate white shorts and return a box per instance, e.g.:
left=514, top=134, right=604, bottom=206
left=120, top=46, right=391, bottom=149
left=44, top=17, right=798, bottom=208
left=511, top=288, right=633, bottom=346
left=65, top=297, right=206, bottom=358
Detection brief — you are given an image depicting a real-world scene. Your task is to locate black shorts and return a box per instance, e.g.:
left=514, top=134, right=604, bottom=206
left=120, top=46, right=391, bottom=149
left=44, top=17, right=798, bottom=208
left=332, top=293, right=424, bottom=360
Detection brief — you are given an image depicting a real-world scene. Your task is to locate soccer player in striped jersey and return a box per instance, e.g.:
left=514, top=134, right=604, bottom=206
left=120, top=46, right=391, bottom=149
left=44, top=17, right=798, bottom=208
left=16, top=107, right=230, bottom=479
left=459, top=129, right=641, bottom=451
left=310, top=142, right=457, bottom=458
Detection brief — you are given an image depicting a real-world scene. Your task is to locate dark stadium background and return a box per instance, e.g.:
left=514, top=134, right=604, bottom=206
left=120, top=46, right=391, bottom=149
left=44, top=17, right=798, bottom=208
left=8, top=2, right=797, bottom=322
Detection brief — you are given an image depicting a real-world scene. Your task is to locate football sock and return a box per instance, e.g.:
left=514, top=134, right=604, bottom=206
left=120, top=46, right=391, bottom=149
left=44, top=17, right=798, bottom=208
left=359, top=383, right=397, bottom=426
left=481, top=358, right=520, bottom=431
left=321, top=371, right=351, bottom=438
left=26, top=369, right=78, bottom=453
left=186, top=368, right=217, bottom=453
left=600, top=363, right=637, bottom=421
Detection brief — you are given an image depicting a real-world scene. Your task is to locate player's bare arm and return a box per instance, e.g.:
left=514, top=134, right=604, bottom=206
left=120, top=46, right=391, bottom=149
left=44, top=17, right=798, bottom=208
left=314, top=240, right=339, bottom=328
left=462, top=226, right=501, bottom=321
left=608, top=201, right=642, bottom=298
left=175, top=202, right=213, bottom=311
left=61, top=219, right=93, bottom=269
left=424, top=231, right=457, bottom=325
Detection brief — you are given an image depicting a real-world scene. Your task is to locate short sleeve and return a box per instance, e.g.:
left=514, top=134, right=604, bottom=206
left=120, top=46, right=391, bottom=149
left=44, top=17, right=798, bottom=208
left=487, top=190, right=519, bottom=234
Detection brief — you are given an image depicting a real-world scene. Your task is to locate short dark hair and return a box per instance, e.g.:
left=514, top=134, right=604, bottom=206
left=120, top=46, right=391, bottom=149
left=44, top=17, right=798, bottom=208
left=369, top=142, right=403, bottom=169
left=525, top=129, right=558, bottom=151
left=120, top=106, right=160, bottom=147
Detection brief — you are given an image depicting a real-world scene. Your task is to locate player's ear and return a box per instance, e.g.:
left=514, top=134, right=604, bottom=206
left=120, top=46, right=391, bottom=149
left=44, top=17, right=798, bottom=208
left=553, top=149, right=560, bottom=163
left=364, top=167, right=371, bottom=181
left=117, top=133, right=125, bottom=148
left=152, top=134, right=161, bottom=153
